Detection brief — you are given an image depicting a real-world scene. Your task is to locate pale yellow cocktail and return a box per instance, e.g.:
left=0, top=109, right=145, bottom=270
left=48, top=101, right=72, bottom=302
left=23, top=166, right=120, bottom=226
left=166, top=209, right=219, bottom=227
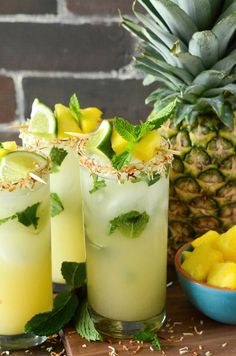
left=0, top=146, right=52, bottom=350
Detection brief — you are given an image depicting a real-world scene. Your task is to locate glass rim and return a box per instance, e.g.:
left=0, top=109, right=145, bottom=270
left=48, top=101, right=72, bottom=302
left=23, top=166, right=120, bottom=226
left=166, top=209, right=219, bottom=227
left=0, top=149, right=50, bottom=192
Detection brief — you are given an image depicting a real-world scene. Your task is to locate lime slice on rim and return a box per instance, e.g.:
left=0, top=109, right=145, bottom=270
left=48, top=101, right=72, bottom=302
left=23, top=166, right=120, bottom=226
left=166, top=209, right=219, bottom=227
left=28, top=99, right=57, bottom=137
left=86, top=120, right=114, bottom=159
left=0, top=151, right=48, bottom=182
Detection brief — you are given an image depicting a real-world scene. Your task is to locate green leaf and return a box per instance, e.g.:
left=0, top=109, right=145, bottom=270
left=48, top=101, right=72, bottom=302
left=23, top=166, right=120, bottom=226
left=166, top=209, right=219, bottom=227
left=135, top=331, right=161, bottom=350
left=61, top=262, right=86, bottom=289
left=75, top=301, right=102, bottom=342
left=113, top=118, right=137, bottom=143
left=50, top=146, right=68, bottom=173
left=148, top=99, right=177, bottom=128
left=109, top=210, right=150, bottom=238
left=16, top=202, right=41, bottom=229
left=25, top=290, right=78, bottom=336
left=177, top=0, right=212, bottom=30
left=0, top=215, right=16, bottom=226
left=131, top=171, right=161, bottom=186
left=0, top=142, right=3, bottom=148
left=193, top=70, right=225, bottom=88
left=69, top=93, right=81, bottom=124
left=112, top=150, right=132, bottom=170
left=50, top=193, right=64, bottom=217
left=212, top=12, right=236, bottom=57
left=89, top=174, right=106, bottom=194
left=189, top=31, right=219, bottom=69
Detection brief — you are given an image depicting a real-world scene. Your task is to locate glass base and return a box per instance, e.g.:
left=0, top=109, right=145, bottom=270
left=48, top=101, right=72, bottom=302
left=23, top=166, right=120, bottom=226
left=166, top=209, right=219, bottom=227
left=0, top=333, right=47, bottom=351
left=90, top=307, right=166, bottom=339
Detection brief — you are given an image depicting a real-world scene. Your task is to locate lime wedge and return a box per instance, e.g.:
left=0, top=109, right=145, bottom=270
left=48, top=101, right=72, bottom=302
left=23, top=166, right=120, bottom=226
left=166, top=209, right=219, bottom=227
left=86, top=120, right=114, bottom=159
left=0, top=151, right=48, bottom=182
left=28, top=99, right=57, bottom=137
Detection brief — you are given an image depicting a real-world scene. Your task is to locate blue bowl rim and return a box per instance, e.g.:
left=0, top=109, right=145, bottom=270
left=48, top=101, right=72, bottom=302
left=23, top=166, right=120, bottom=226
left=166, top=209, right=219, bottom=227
left=175, top=241, right=236, bottom=293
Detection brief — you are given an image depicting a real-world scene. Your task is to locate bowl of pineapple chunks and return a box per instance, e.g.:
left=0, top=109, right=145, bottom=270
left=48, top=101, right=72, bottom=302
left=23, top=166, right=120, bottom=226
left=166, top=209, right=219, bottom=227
left=175, top=225, right=236, bottom=324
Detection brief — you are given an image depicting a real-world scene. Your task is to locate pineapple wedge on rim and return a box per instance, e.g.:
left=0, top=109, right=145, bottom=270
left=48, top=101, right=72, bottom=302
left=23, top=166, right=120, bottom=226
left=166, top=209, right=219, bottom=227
left=122, top=0, right=236, bottom=261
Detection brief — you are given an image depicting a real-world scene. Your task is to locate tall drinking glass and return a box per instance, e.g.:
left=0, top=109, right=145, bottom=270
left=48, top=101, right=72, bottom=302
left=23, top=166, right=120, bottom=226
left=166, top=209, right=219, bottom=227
left=20, top=131, right=85, bottom=288
left=0, top=152, right=52, bottom=350
left=79, top=150, right=171, bottom=338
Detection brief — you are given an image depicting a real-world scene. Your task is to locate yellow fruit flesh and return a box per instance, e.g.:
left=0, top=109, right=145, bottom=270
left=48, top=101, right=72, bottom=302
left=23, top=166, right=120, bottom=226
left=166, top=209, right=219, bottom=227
left=0, top=148, right=9, bottom=160
left=2, top=141, right=17, bottom=151
left=207, top=262, right=236, bottom=289
left=132, top=131, right=161, bottom=162
left=80, top=107, right=102, bottom=133
left=55, top=104, right=81, bottom=138
left=111, top=130, right=128, bottom=154
left=181, top=244, right=223, bottom=282
left=216, top=225, right=236, bottom=262
left=191, top=230, right=220, bottom=248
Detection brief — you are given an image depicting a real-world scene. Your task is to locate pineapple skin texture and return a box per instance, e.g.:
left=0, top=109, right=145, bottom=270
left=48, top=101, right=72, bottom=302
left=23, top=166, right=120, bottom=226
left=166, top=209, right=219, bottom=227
left=163, top=115, right=236, bottom=262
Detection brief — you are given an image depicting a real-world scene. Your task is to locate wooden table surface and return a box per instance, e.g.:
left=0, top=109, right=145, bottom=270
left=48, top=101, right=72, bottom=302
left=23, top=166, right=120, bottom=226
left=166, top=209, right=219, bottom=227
left=10, top=268, right=236, bottom=356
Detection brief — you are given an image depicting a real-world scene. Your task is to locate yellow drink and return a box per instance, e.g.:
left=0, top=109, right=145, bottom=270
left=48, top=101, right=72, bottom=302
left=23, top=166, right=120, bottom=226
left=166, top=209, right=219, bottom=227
left=0, top=159, right=52, bottom=349
left=50, top=145, right=85, bottom=284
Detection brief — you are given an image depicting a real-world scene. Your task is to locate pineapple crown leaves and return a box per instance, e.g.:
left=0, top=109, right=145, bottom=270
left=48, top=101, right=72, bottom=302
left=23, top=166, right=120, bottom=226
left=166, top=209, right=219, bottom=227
left=122, top=0, right=236, bottom=129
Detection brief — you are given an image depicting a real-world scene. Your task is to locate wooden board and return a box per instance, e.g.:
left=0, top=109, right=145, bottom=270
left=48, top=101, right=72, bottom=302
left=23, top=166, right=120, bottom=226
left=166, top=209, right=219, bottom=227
left=62, top=269, right=236, bottom=355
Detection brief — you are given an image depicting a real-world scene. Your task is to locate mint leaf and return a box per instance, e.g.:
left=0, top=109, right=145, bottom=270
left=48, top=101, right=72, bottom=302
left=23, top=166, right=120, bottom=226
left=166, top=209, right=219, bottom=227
left=50, top=193, right=64, bottom=217
left=25, top=290, right=78, bottom=336
left=112, top=150, right=131, bottom=170
left=61, top=262, right=86, bottom=289
left=75, top=301, right=102, bottom=342
left=0, top=215, right=16, bottom=226
left=148, top=99, right=177, bottom=129
left=89, top=174, right=106, bottom=194
left=131, top=172, right=160, bottom=186
left=0, top=142, right=3, bottom=148
left=135, top=331, right=161, bottom=350
left=113, top=117, right=137, bottom=142
left=50, top=146, right=68, bottom=173
left=69, top=93, right=81, bottom=124
left=134, top=121, right=155, bottom=141
left=16, top=202, right=41, bottom=229
left=109, top=210, right=149, bottom=238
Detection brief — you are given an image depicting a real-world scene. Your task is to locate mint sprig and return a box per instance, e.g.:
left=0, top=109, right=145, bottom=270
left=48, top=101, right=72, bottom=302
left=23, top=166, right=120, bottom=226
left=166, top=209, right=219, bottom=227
left=109, top=210, right=149, bottom=238
left=111, top=118, right=154, bottom=170
left=69, top=93, right=81, bottom=125
left=0, top=142, right=3, bottom=148
left=0, top=202, right=41, bottom=229
left=135, top=331, right=161, bottom=350
left=89, top=174, right=106, bottom=194
left=50, top=146, right=68, bottom=173
left=24, top=262, right=102, bottom=342
left=50, top=193, right=64, bottom=217
left=131, top=171, right=160, bottom=186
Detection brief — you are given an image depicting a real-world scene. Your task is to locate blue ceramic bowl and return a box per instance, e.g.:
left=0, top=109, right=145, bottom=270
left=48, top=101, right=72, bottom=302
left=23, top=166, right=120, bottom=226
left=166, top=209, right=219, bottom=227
left=175, top=242, right=236, bottom=324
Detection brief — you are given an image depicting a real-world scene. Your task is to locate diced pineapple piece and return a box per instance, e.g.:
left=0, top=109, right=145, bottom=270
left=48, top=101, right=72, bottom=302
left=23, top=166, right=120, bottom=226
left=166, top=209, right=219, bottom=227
left=182, top=250, right=192, bottom=260
left=55, top=104, right=81, bottom=138
left=0, top=148, right=9, bottom=160
left=207, top=262, right=236, bottom=289
left=216, top=225, right=236, bottom=262
left=192, top=230, right=220, bottom=248
left=111, top=129, right=128, bottom=154
left=181, top=244, right=224, bottom=282
left=2, top=141, right=17, bottom=151
left=80, top=107, right=102, bottom=133
left=132, top=130, right=161, bottom=162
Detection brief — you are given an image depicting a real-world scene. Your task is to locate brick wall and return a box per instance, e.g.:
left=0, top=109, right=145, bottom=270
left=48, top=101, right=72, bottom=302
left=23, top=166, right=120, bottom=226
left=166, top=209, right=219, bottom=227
left=0, top=0, right=153, bottom=135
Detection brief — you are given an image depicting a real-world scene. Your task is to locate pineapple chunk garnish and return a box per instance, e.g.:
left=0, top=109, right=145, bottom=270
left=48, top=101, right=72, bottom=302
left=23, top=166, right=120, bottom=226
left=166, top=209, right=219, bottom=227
left=191, top=230, right=220, bottom=248
left=207, top=262, right=236, bottom=289
left=55, top=104, right=81, bottom=138
left=80, top=107, right=102, bottom=133
left=132, top=131, right=162, bottom=162
left=215, top=225, right=236, bottom=262
left=111, top=129, right=128, bottom=154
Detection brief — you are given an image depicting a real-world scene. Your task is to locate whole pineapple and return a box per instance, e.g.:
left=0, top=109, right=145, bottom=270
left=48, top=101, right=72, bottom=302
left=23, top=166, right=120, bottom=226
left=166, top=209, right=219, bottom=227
left=122, top=0, right=236, bottom=260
